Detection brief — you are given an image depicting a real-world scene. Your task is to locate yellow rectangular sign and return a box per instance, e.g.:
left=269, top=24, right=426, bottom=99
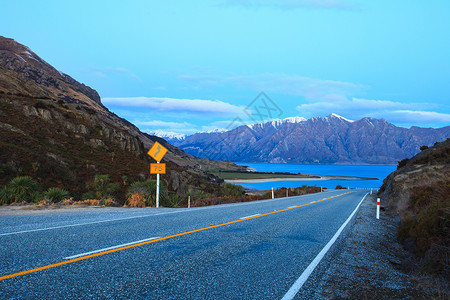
left=150, top=163, right=166, bottom=174
left=147, top=141, right=168, bottom=162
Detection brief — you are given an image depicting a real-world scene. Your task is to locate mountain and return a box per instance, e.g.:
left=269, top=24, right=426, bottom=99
left=0, top=36, right=245, bottom=200
left=378, top=139, right=449, bottom=276
left=173, top=114, right=450, bottom=164
left=147, top=130, right=187, bottom=145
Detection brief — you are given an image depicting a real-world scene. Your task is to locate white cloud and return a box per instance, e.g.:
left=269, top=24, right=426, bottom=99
left=137, top=120, right=199, bottom=135
left=390, top=110, right=450, bottom=124
left=135, top=120, right=194, bottom=129
left=179, top=73, right=364, bottom=102
left=91, top=67, right=142, bottom=82
left=296, top=97, right=450, bottom=127
left=102, top=97, right=244, bottom=116
left=223, top=0, right=358, bottom=10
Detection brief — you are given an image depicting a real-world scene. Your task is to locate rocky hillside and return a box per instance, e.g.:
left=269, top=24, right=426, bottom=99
left=173, top=114, right=450, bottom=164
left=0, top=36, right=245, bottom=201
left=378, top=139, right=449, bottom=277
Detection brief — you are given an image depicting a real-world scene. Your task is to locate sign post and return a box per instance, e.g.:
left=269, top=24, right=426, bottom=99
left=147, top=142, right=168, bottom=208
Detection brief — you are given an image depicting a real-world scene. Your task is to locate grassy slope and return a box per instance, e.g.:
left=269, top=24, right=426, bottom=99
left=0, top=96, right=224, bottom=202
left=378, top=139, right=449, bottom=277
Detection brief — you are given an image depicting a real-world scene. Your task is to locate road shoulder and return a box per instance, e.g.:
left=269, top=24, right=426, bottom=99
left=297, top=194, right=447, bottom=299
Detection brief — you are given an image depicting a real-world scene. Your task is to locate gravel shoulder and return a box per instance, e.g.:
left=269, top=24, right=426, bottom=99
left=298, top=194, right=448, bottom=299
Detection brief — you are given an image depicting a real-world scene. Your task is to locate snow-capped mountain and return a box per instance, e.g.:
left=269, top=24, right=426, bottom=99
left=171, top=114, right=450, bottom=164
left=147, top=130, right=186, bottom=144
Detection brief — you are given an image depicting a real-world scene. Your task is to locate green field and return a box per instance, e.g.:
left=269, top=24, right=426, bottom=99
left=211, top=171, right=320, bottom=180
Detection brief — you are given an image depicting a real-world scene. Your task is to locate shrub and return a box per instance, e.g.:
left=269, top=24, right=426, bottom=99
left=398, top=180, right=450, bottom=274
left=162, top=192, right=181, bottom=208
left=224, top=183, right=244, bottom=196
left=82, top=191, right=96, bottom=200
left=128, top=179, right=165, bottom=207
left=44, top=187, right=69, bottom=203
left=127, top=191, right=146, bottom=208
left=397, top=158, right=409, bottom=169
left=0, top=186, right=13, bottom=205
left=335, top=185, right=346, bottom=189
left=7, top=176, right=40, bottom=203
left=86, top=175, right=119, bottom=200
left=420, top=145, right=429, bottom=151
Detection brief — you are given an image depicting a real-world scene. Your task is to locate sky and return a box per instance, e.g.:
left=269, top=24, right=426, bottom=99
left=2, top=0, right=450, bottom=136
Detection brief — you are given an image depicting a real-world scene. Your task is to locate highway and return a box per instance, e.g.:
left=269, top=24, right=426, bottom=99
left=0, top=189, right=368, bottom=299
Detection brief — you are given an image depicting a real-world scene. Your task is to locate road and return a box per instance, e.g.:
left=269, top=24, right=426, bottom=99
left=0, top=189, right=368, bottom=299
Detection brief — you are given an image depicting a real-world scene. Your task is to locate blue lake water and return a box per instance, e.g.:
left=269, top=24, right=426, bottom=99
left=233, top=163, right=396, bottom=190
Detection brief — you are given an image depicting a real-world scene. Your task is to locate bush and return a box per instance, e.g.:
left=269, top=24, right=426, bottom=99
left=44, top=187, right=69, bottom=203
left=82, top=191, right=96, bottom=200
left=86, top=175, right=119, bottom=200
left=7, top=176, right=40, bottom=203
left=398, top=180, right=450, bottom=274
left=0, top=186, right=13, bottom=205
left=224, top=183, right=244, bottom=196
left=420, top=145, right=429, bottom=151
left=335, top=185, right=346, bottom=189
left=162, top=192, right=181, bottom=208
left=127, top=191, right=146, bottom=208
left=397, top=158, right=409, bottom=169
left=127, top=179, right=165, bottom=207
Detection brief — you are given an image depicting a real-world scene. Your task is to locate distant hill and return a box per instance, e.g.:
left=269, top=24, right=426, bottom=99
left=172, top=114, right=450, bottom=164
left=378, top=138, right=449, bottom=276
left=0, top=36, right=245, bottom=201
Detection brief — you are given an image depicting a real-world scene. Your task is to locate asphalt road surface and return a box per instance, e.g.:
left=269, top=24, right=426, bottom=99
left=0, top=189, right=368, bottom=299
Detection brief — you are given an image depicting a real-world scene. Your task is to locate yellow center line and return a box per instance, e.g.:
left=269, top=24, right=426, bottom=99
left=0, top=191, right=353, bottom=281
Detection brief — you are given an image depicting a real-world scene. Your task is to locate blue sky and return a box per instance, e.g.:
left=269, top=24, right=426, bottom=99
left=2, top=0, right=450, bottom=135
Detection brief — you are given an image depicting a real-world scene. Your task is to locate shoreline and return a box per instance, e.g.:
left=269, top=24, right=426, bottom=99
left=225, top=175, right=377, bottom=183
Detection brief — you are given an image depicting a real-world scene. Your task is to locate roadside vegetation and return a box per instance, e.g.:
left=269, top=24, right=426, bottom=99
left=0, top=171, right=324, bottom=209
left=378, top=138, right=450, bottom=279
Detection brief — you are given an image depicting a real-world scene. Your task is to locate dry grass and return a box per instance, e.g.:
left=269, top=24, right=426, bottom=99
left=126, top=192, right=146, bottom=208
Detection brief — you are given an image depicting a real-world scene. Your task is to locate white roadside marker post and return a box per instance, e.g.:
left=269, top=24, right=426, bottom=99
left=188, top=196, right=190, bottom=208
left=376, top=197, right=380, bottom=219
left=286, top=189, right=288, bottom=198
left=272, top=187, right=274, bottom=199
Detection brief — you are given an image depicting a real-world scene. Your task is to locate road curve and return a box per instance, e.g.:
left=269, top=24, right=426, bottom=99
left=0, top=190, right=368, bottom=299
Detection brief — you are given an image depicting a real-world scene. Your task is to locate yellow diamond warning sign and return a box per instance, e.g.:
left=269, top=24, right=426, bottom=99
left=147, top=141, right=168, bottom=162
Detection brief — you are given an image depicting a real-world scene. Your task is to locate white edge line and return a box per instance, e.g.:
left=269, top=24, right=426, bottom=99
left=0, top=211, right=187, bottom=237
left=239, top=214, right=261, bottom=220
left=281, top=192, right=369, bottom=300
left=64, top=237, right=160, bottom=260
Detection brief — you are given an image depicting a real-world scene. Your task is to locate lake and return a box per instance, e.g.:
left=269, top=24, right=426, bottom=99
left=233, top=163, right=397, bottom=190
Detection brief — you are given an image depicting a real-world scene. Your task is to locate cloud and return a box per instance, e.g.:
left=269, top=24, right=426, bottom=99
left=138, top=120, right=199, bottom=135
left=389, top=110, right=450, bottom=124
left=223, top=0, right=358, bottom=10
left=135, top=120, right=194, bottom=129
left=102, top=97, right=244, bottom=116
left=92, top=67, right=142, bottom=82
left=296, top=97, right=450, bottom=127
left=179, top=73, right=364, bottom=102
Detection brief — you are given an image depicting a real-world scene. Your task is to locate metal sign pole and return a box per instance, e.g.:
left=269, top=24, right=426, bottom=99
left=156, top=161, right=160, bottom=208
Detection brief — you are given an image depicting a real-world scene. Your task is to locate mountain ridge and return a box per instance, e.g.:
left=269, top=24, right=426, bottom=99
left=170, top=115, right=449, bottom=164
